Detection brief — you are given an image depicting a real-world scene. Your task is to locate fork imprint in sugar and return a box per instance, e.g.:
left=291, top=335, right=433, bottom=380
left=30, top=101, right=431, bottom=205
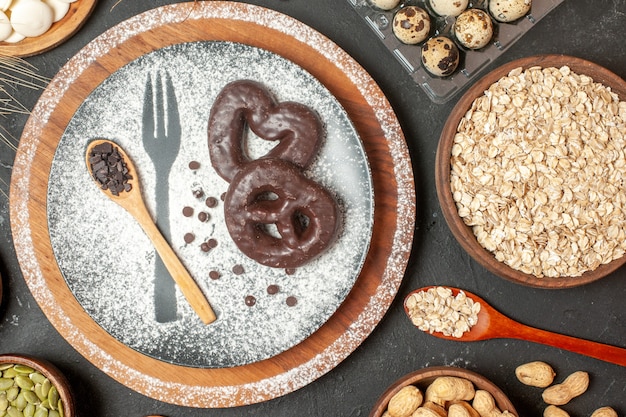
left=142, top=71, right=181, bottom=323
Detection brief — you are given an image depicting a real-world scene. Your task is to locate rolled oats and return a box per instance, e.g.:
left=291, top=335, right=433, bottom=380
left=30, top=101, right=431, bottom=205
left=450, top=65, right=626, bottom=277
left=405, top=287, right=480, bottom=338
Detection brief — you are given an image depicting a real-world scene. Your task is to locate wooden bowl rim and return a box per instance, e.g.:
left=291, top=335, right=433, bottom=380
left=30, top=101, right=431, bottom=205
left=368, top=365, right=518, bottom=417
left=435, top=54, right=626, bottom=289
left=0, top=353, right=75, bottom=417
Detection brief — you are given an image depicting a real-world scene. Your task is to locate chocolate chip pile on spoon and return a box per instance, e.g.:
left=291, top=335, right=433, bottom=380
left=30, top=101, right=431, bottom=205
left=87, top=141, right=133, bottom=195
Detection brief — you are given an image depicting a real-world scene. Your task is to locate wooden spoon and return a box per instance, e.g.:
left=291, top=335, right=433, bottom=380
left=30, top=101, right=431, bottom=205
left=404, top=286, right=626, bottom=367
left=85, top=139, right=216, bottom=324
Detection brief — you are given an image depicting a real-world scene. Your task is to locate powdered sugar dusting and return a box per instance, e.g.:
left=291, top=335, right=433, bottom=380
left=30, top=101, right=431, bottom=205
left=48, top=40, right=373, bottom=368
left=11, top=2, right=415, bottom=407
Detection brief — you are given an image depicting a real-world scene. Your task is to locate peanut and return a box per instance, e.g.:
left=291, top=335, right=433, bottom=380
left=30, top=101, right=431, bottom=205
left=388, top=385, right=424, bottom=417
left=412, top=407, right=443, bottom=417
left=515, top=361, right=556, bottom=388
left=544, top=405, right=570, bottom=417
left=422, top=401, right=447, bottom=417
left=542, top=371, right=589, bottom=405
left=590, top=407, right=618, bottom=417
left=425, top=376, right=475, bottom=406
left=472, top=389, right=504, bottom=417
left=449, top=401, right=481, bottom=417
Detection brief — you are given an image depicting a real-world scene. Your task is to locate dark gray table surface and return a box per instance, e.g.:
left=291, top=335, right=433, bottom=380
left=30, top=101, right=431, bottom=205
left=1, top=1, right=625, bottom=416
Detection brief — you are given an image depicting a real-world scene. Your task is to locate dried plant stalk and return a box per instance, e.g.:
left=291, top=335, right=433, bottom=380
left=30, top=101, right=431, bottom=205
left=0, top=54, right=49, bottom=199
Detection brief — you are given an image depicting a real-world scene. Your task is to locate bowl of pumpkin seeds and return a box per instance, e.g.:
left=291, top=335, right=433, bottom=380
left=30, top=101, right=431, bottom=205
left=0, top=354, right=74, bottom=417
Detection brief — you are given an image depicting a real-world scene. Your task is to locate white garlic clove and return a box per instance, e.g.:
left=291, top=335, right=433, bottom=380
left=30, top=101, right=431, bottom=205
left=10, top=0, right=54, bottom=37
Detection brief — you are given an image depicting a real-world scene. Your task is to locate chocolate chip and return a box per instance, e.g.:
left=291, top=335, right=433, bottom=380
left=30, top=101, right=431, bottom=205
left=220, top=192, right=226, bottom=201
left=184, top=233, right=195, bottom=244
left=267, top=284, right=279, bottom=295
left=209, top=270, right=220, bottom=280
left=285, top=268, right=296, bottom=275
left=205, top=196, right=218, bottom=208
left=245, top=295, right=256, bottom=307
left=200, top=238, right=218, bottom=253
left=189, top=161, right=200, bottom=170
left=286, top=296, right=298, bottom=307
left=232, top=264, right=244, bottom=275
left=197, top=211, right=210, bottom=222
left=182, top=206, right=194, bottom=217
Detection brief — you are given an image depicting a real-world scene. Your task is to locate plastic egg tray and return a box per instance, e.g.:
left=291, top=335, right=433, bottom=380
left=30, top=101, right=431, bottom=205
left=347, top=0, right=564, bottom=103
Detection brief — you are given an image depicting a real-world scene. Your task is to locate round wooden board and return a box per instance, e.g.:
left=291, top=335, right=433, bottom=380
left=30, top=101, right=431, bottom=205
left=0, top=0, right=97, bottom=57
left=10, top=2, right=415, bottom=408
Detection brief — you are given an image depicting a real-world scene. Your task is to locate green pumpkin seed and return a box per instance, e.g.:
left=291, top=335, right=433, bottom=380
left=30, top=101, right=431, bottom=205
left=14, top=393, right=27, bottom=411
left=22, top=405, right=34, bottom=417
left=47, top=411, right=58, bottom=417
left=44, top=390, right=57, bottom=413
left=39, top=382, right=49, bottom=402
left=13, top=378, right=33, bottom=393
left=55, top=402, right=62, bottom=417
left=1, top=370, right=17, bottom=380
left=32, top=386, right=44, bottom=404
left=27, top=375, right=44, bottom=386
left=0, top=379, right=14, bottom=391
left=0, top=409, right=6, bottom=417
left=12, top=367, right=33, bottom=376
left=0, top=395, right=8, bottom=411
left=0, top=365, right=13, bottom=372
left=7, top=407, right=24, bottom=417
left=20, top=393, right=37, bottom=407
left=33, top=408, right=47, bottom=417
left=5, top=388, right=18, bottom=403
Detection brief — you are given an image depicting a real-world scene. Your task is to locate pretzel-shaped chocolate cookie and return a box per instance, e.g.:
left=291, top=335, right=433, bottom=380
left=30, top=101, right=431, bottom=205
left=225, top=158, right=340, bottom=268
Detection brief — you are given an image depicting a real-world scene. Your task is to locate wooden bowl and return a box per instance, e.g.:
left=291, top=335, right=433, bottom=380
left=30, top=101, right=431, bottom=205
left=0, top=0, right=97, bottom=57
left=0, top=354, right=75, bottom=417
left=369, top=366, right=517, bottom=417
left=435, top=54, right=626, bottom=288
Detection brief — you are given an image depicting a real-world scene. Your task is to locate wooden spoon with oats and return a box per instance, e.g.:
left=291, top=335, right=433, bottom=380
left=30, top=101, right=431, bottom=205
left=404, top=286, right=626, bottom=367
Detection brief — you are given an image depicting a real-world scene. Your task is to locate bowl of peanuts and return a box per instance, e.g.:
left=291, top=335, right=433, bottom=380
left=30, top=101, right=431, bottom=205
left=369, top=366, right=517, bottom=417
left=0, top=353, right=75, bottom=417
left=435, top=54, right=626, bottom=288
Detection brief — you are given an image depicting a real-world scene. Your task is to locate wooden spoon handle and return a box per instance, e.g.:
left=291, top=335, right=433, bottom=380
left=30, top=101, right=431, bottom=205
left=508, top=322, right=626, bottom=367
left=139, top=213, right=217, bottom=324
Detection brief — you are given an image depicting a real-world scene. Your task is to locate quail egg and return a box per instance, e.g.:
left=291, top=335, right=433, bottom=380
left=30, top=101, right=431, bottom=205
left=393, top=6, right=431, bottom=45
left=489, top=0, right=532, bottom=23
left=428, top=0, right=469, bottom=17
left=369, top=0, right=401, bottom=11
left=421, top=36, right=460, bottom=77
left=454, top=8, right=494, bottom=50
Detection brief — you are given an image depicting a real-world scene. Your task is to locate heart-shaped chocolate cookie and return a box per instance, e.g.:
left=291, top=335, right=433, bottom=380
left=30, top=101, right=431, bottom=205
left=208, top=79, right=324, bottom=182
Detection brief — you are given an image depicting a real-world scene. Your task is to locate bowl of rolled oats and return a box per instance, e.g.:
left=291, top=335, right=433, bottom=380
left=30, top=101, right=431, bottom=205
left=369, top=366, right=517, bottom=417
left=435, top=54, right=626, bottom=288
